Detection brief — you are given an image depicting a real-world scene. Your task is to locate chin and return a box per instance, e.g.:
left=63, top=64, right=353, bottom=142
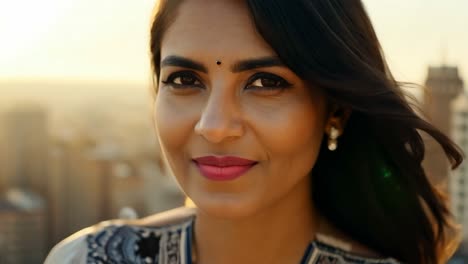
left=191, top=192, right=260, bottom=220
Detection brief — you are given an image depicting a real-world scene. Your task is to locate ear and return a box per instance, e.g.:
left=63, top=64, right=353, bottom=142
left=325, top=104, right=352, bottom=137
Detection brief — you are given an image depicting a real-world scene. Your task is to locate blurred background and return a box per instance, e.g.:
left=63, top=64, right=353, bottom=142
left=0, top=0, right=467, bottom=263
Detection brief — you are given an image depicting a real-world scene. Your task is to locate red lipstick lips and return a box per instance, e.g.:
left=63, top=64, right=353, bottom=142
left=192, top=156, right=258, bottom=181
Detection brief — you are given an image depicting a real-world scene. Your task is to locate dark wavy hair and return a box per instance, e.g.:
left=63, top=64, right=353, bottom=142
left=149, top=0, right=464, bottom=263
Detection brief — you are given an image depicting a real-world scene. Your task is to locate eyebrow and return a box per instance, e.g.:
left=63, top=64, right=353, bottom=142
left=231, top=56, right=284, bottom=72
left=160, top=55, right=285, bottom=73
left=161, top=56, right=208, bottom=73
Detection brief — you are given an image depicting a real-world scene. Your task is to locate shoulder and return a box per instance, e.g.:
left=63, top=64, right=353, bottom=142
left=44, top=206, right=196, bottom=264
left=44, top=224, right=98, bottom=264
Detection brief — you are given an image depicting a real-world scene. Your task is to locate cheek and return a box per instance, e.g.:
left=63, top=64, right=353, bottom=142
left=249, top=97, right=326, bottom=159
left=154, top=93, right=198, bottom=164
left=244, top=95, right=326, bottom=208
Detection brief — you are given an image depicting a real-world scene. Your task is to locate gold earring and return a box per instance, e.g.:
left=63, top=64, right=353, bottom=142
left=328, top=126, right=340, bottom=151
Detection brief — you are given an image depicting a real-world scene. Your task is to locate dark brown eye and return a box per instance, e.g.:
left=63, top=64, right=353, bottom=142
left=252, top=78, right=281, bottom=87
left=176, top=75, right=197, bottom=85
left=247, top=72, right=292, bottom=90
left=161, top=71, right=203, bottom=88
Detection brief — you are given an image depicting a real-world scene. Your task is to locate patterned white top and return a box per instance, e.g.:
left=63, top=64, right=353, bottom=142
left=45, top=208, right=402, bottom=264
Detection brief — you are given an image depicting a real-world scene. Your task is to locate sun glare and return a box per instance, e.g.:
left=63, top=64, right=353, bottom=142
left=0, top=0, right=73, bottom=62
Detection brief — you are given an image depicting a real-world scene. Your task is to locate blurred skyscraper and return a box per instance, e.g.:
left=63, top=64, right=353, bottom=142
left=48, top=133, right=101, bottom=245
left=1, top=105, right=49, bottom=194
left=422, top=65, right=468, bottom=259
left=0, top=104, right=50, bottom=263
left=0, top=189, right=46, bottom=264
left=0, top=83, right=186, bottom=263
left=451, top=93, right=468, bottom=241
left=422, top=65, right=464, bottom=190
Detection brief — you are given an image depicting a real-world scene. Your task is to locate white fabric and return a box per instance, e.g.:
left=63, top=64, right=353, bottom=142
left=44, top=231, right=89, bottom=264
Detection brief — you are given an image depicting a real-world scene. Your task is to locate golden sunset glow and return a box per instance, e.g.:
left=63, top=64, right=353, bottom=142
left=0, top=0, right=72, bottom=50
left=0, top=0, right=158, bottom=82
left=0, top=0, right=467, bottom=84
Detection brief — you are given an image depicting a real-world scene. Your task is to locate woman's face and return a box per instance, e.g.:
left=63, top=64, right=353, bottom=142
left=154, top=0, right=329, bottom=218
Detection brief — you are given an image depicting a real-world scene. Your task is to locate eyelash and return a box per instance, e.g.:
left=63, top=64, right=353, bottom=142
left=161, top=71, right=292, bottom=91
left=161, top=71, right=204, bottom=89
left=246, top=72, right=293, bottom=91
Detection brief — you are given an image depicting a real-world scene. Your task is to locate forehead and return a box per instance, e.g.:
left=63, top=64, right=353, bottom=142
left=161, top=0, right=276, bottom=61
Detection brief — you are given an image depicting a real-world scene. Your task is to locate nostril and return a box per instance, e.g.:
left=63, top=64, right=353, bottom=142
left=194, top=107, right=245, bottom=143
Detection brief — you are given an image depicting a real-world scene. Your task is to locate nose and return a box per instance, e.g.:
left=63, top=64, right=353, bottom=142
left=194, top=91, right=244, bottom=144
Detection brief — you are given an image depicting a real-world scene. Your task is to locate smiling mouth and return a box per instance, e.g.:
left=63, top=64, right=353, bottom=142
left=192, top=156, right=258, bottom=181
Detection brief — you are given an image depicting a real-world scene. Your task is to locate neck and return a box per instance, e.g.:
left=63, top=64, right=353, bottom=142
left=192, top=179, right=320, bottom=264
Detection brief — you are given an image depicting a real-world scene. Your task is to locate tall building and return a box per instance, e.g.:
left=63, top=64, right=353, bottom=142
left=422, top=65, right=464, bottom=189
left=1, top=104, right=49, bottom=195
left=88, top=141, right=123, bottom=221
left=0, top=127, right=7, bottom=191
left=0, top=188, right=47, bottom=264
left=451, top=94, right=468, bottom=240
left=48, top=133, right=101, bottom=246
left=0, top=104, right=52, bottom=255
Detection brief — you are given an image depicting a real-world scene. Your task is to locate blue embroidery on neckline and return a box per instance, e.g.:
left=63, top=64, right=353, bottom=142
left=85, top=217, right=400, bottom=264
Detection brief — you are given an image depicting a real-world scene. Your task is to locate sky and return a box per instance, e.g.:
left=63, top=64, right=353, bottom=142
left=0, top=0, right=467, bottom=85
